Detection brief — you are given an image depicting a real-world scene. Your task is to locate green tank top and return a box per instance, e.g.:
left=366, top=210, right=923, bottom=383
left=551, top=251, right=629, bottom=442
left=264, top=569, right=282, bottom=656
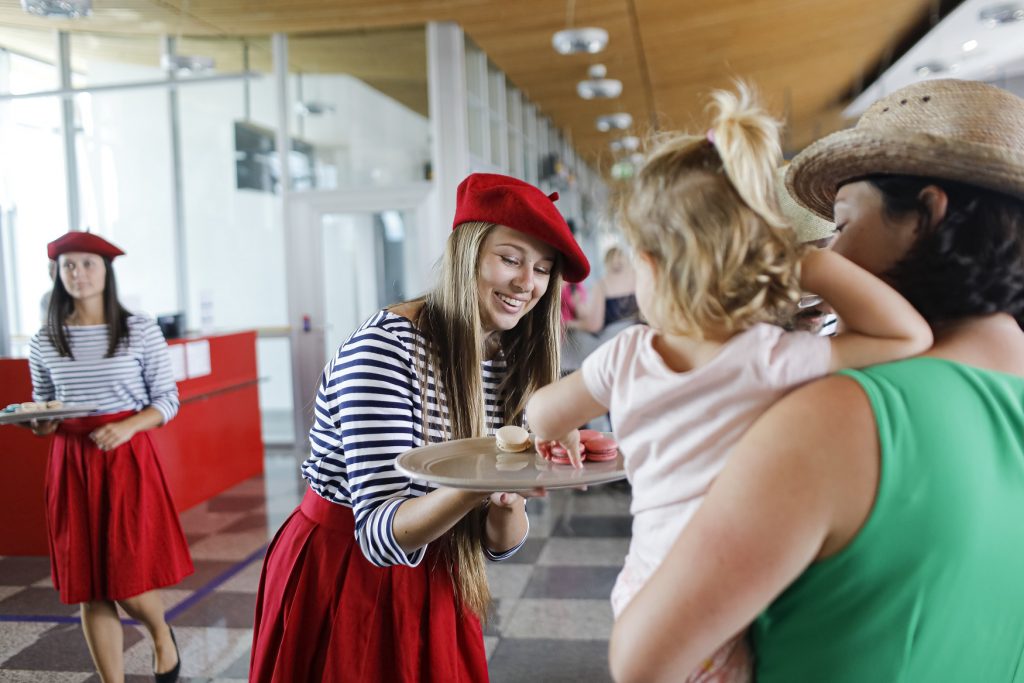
left=752, top=357, right=1024, bottom=682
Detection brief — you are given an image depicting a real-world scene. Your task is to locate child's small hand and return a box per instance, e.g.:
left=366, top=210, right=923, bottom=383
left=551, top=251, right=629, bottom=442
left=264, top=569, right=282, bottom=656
left=536, top=429, right=583, bottom=469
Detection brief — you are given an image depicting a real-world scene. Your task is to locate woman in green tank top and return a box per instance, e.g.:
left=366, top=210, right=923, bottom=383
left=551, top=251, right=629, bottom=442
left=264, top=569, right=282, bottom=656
left=609, top=78, right=1024, bottom=683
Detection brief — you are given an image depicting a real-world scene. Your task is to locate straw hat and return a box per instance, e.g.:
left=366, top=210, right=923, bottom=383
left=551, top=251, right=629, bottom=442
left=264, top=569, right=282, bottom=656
left=787, top=79, right=1024, bottom=219
left=775, top=166, right=835, bottom=243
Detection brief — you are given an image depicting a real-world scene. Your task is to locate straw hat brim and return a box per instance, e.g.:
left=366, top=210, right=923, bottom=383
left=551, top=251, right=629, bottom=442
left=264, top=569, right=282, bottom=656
left=787, top=128, right=1024, bottom=220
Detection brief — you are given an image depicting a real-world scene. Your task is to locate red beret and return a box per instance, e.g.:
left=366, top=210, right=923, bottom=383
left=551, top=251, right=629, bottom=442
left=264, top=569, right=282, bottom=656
left=453, top=173, right=590, bottom=282
left=47, top=232, right=125, bottom=261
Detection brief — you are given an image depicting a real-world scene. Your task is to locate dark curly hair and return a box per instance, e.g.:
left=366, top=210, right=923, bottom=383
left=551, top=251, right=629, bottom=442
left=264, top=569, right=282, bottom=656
left=863, top=175, right=1024, bottom=328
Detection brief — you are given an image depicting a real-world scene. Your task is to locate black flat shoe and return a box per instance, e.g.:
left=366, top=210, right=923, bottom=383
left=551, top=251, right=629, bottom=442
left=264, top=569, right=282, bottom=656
left=154, top=626, right=180, bottom=683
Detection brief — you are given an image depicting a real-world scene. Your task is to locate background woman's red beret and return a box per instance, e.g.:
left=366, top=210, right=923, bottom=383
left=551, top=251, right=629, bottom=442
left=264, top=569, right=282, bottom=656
left=47, top=232, right=125, bottom=260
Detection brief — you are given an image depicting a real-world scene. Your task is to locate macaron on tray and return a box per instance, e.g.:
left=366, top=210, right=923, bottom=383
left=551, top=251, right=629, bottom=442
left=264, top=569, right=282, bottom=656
left=395, top=425, right=626, bottom=492
left=0, top=400, right=100, bottom=425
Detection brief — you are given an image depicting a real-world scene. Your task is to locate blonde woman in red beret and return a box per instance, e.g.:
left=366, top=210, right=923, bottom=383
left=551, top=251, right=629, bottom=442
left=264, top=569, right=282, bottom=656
left=26, top=232, right=191, bottom=682
left=249, top=173, right=589, bottom=682
left=609, top=80, right=1024, bottom=683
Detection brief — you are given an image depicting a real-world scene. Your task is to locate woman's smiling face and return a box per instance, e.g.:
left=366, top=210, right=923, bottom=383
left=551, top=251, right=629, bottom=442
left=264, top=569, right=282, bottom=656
left=477, top=225, right=557, bottom=335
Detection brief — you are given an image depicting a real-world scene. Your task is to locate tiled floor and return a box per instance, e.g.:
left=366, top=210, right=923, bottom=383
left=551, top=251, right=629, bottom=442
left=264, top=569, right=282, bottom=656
left=0, top=452, right=631, bottom=682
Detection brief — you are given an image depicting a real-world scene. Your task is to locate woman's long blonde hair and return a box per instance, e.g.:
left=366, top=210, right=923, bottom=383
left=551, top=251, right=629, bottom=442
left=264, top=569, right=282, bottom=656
left=414, top=220, right=563, bottom=620
left=621, top=83, right=804, bottom=338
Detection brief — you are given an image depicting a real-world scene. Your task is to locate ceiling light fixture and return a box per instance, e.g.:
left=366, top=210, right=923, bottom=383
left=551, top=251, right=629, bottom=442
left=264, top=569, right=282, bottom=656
left=962, top=39, right=979, bottom=52
left=914, top=60, right=948, bottom=77
left=979, top=2, right=1024, bottom=26
left=610, top=135, right=640, bottom=152
left=161, top=53, right=215, bottom=74
left=20, top=0, right=90, bottom=17
left=596, top=112, right=633, bottom=132
left=552, top=27, right=609, bottom=54
left=577, top=64, right=622, bottom=99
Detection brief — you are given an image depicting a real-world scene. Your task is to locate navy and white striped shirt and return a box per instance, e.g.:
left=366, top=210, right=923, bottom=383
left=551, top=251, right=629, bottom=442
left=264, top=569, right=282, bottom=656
left=29, top=316, right=179, bottom=425
left=302, top=310, right=527, bottom=568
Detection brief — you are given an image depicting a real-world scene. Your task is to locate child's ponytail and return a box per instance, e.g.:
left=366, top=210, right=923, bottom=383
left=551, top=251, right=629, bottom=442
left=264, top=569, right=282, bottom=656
left=706, top=83, right=787, bottom=231
left=620, top=82, right=803, bottom=339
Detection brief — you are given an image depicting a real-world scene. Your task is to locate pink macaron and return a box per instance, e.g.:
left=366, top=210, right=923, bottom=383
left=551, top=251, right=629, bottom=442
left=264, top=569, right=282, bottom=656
left=549, top=443, right=583, bottom=465
left=578, top=429, right=602, bottom=444
left=583, top=436, right=618, bottom=461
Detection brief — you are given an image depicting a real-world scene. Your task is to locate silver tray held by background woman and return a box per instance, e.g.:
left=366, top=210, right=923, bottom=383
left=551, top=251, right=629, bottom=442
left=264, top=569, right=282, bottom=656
left=395, top=433, right=626, bottom=491
left=0, top=404, right=100, bottom=426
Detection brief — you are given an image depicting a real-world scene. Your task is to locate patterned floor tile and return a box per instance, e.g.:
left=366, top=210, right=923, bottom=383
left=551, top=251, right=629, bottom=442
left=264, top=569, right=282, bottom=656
left=3, top=621, right=143, bottom=671
left=536, top=538, right=630, bottom=567
left=0, top=671, right=92, bottom=682
left=521, top=565, right=620, bottom=600
left=488, top=638, right=613, bottom=683
left=122, top=626, right=252, bottom=679
left=177, top=508, right=249, bottom=536
left=216, top=513, right=271, bottom=535
left=0, top=587, right=78, bottom=617
left=552, top=514, right=632, bottom=538
left=484, top=563, right=534, bottom=601
left=0, top=585, right=25, bottom=603
left=205, top=496, right=265, bottom=514
left=174, top=561, right=241, bottom=592
left=0, top=558, right=51, bottom=587
left=501, top=598, right=614, bottom=640
left=170, top=592, right=256, bottom=629
left=0, top=622, right=54, bottom=667
left=187, top=530, right=268, bottom=562
left=212, top=558, right=263, bottom=594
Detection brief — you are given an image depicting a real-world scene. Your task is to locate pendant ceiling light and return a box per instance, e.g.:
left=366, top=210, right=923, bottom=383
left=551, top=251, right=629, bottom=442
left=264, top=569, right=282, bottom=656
left=979, top=2, right=1024, bottom=26
left=20, top=0, right=90, bottom=17
left=577, top=64, right=622, bottom=99
left=552, top=27, right=609, bottom=55
left=596, top=113, right=633, bottom=132
left=552, top=0, right=609, bottom=54
left=610, top=135, right=640, bottom=152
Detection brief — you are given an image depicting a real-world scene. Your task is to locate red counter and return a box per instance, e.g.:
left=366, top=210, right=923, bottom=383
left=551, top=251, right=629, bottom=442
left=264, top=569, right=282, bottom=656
left=0, top=331, right=264, bottom=555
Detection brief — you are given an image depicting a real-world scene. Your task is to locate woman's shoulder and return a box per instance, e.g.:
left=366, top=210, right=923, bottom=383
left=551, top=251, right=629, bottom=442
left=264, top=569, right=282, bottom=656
left=337, top=308, right=422, bottom=358
left=125, top=314, right=165, bottom=338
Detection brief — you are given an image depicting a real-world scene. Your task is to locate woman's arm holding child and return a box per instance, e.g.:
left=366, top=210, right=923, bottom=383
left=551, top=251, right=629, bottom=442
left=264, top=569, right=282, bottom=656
left=802, top=249, right=933, bottom=371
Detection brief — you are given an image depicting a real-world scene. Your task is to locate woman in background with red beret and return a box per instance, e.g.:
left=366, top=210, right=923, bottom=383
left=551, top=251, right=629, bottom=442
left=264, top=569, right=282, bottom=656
left=27, top=232, right=191, bottom=683
left=249, top=173, right=589, bottom=682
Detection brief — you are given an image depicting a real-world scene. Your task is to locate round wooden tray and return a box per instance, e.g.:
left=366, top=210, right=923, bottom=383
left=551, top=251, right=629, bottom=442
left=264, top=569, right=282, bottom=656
left=395, top=433, right=625, bottom=491
left=0, top=404, right=100, bottom=426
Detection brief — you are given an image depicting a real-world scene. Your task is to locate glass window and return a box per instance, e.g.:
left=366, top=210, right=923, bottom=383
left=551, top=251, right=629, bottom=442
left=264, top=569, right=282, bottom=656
left=69, top=33, right=165, bottom=87
left=487, top=63, right=504, bottom=113
left=287, top=27, right=431, bottom=190
left=0, top=96, right=66, bottom=353
left=464, top=39, right=485, bottom=103
left=74, top=89, right=178, bottom=319
left=0, top=26, right=58, bottom=95
left=468, top=103, right=487, bottom=159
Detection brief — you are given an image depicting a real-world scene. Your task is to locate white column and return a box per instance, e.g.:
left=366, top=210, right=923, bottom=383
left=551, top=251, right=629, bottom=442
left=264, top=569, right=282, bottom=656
left=426, top=22, right=470, bottom=260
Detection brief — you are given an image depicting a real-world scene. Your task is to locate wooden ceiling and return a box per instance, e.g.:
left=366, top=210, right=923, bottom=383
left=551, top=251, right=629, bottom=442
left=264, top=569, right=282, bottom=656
left=0, top=0, right=934, bottom=172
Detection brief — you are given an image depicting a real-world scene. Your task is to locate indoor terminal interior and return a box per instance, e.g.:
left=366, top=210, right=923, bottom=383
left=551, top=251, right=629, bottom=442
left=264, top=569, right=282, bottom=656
left=1, top=0, right=1023, bottom=681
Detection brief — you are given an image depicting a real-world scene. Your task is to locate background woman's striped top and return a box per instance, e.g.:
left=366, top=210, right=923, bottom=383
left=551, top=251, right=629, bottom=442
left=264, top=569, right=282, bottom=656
left=29, top=316, right=179, bottom=424
left=302, top=310, right=527, bottom=568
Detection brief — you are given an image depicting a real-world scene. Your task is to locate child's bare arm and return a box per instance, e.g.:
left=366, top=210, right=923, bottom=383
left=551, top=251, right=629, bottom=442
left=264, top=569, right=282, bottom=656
left=526, top=371, right=607, bottom=467
left=801, top=249, right=933, bottom=371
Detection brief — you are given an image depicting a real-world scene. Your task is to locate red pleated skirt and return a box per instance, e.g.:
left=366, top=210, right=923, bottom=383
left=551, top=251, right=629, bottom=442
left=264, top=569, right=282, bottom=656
left=46, top=411, right=194, bottom=604
left=250, top=488, right=490, bottom=683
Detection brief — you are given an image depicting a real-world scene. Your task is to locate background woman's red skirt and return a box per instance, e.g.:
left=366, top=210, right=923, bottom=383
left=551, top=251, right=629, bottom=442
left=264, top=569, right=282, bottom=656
left=250, top=488, right=490, bottom=683
left=46, top=411, right=194, bottom=604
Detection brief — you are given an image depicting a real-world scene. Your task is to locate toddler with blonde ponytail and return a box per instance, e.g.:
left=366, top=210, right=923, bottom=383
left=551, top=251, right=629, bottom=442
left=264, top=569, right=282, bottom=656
left=527, top=83, right=932, bottom=682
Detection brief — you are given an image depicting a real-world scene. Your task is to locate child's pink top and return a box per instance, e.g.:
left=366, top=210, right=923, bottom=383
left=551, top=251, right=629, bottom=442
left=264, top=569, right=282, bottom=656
left=581, top=323, right=831, bottom=615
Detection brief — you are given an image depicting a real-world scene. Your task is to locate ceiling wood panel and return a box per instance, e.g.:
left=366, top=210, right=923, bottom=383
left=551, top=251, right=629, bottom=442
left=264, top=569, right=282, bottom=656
left=0, top=0, right=935, bottom=172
